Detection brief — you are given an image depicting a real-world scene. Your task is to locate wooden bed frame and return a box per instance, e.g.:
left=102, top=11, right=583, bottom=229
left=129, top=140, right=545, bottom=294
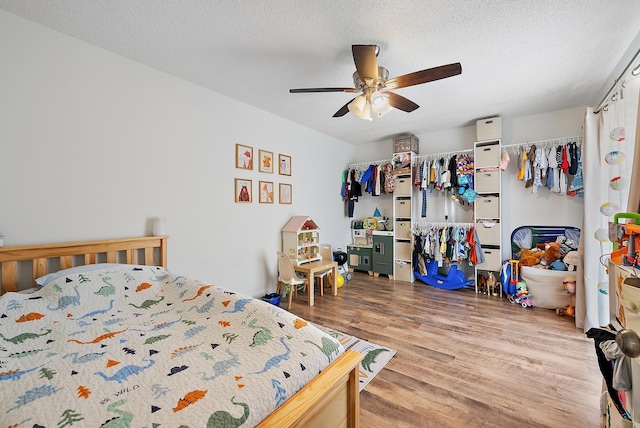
left=0, top=236, right=362, bottom=427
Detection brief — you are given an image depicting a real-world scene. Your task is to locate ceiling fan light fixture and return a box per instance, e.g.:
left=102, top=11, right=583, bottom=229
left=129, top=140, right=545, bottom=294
left=361, top=101, right=372, bottom=121
left=370, top=91, right=392, bottom=117
left=348, top=95, right=366, bottom=116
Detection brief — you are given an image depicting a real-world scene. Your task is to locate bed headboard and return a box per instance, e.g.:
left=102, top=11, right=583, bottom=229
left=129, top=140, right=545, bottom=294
left=0, top=236, right=168, bottom=295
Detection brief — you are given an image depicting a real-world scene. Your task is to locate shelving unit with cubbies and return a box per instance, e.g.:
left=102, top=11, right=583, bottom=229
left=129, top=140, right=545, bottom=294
left=474, top=138, right=502, bottom=295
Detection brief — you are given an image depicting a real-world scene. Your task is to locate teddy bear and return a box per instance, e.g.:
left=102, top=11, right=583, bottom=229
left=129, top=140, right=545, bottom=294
left=539, top=242, right=562, bottom=267
left=518, top=248, right=544, bottom=267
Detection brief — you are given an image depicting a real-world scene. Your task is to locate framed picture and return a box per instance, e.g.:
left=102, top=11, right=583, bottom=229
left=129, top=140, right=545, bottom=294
left=279, top=183, right=292, bottom=204
left=234, top=178, right=252, bottom=203
left=259, top=181, right=274, bottom=204
left=258, top=150, right=274, bottom=173
left=278, top=154, right=291, bottom=176
left=235, top=144, right=253, bottom=170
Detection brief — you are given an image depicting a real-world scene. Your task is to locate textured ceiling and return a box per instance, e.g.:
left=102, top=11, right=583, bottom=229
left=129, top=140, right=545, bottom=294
left=2, top=0, right=640, bottom=145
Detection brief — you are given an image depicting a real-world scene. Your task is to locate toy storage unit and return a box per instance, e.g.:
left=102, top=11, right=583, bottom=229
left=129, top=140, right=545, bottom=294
left=281, top=216, right=321, bottom=265
left=510, top=225, right=581, bottom=309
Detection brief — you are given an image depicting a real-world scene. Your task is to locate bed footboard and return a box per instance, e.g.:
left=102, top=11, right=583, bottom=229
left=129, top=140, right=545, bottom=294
left=258, top=349, right=363, bottom=428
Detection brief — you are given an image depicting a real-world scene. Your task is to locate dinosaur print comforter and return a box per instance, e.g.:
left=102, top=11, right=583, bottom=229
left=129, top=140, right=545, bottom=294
left=0, top=265, right=344, bottom=427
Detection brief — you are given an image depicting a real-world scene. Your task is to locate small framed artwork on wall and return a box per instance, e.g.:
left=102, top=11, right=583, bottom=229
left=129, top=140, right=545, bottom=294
left=235, top=178, right=252, bottom=203
left=236, top=144, right=253, bottom=170
left=258, top=150, right=274, bottom=173
left=259, top=181, right=274, bottom=204
left=278, top=154, right=291, bottom=176
left=279, top=183, right=292, bottom=204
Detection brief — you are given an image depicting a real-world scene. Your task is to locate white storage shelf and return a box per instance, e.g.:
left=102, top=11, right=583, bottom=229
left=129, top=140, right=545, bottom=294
left=392, top=159, right=415, bottom=283
left=474, top=138, right=502, bottom=295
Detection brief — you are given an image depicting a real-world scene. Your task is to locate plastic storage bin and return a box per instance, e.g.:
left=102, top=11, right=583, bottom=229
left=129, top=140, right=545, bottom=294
left=261, top=293, right=282, bottom=306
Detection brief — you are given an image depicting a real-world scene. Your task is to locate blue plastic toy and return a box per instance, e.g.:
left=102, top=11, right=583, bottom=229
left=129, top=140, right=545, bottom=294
left=414, top=259, right=474, bottom=290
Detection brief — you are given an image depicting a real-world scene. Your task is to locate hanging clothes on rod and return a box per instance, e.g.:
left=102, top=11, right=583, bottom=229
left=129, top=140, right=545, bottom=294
left=341, top=160, right=395, bottom=218
left=505, top=136, right=584, bottom=198
left=412, top=222, right=476, bottom=268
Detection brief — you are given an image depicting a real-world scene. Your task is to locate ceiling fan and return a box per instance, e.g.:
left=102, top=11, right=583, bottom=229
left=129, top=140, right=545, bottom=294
left=289, top=45, right=462, bottom=120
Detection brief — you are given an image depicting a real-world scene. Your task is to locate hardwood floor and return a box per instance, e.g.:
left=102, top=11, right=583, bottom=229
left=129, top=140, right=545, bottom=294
left=287, top=272, right=604, bottom=428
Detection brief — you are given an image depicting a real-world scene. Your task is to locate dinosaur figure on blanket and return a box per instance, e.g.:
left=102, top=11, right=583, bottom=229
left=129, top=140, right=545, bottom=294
left=201, top=349, right=240, bottom=381
left=0, top=328, right=52, bottom=345
left=95, top=358, right=155, bottom=383
left=305, top=336, right=341, bottom=363
left=128, top=296, right=164, bottom=309
left=95, top=277, right=116, bottom=296
left=100, top=399, right=133, bottom=428
left=248, top=318, right=273, bottom=347
left=250, top=337, right=290, bottom=374
left=47, top=286, right=81, bottom=311
left=206, top=396, right=250, bottom=428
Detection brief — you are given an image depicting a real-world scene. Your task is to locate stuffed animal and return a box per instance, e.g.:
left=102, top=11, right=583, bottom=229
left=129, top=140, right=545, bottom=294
left=540, top=242, right=562, bottom=267
left=512, top=281, right=533, bottom=307
left=556, top=275, right=577, bottom=317
left=518, top=248, right=544, bottom=267
left=564, top=251, right=579, bottom=271
left=487, top=272, right=497, bottom=296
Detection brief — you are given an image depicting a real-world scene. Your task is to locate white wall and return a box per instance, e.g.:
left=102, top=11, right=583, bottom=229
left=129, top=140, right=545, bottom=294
left=0, top=10, right=354, bottom=295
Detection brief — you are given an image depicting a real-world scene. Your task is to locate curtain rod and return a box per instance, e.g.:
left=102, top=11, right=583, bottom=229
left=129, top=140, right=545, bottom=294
left=594, top=46, right=640, bottom=114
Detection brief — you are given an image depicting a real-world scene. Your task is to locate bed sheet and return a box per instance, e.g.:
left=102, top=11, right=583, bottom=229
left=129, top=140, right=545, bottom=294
left=0, top=265, right=344, bottom=427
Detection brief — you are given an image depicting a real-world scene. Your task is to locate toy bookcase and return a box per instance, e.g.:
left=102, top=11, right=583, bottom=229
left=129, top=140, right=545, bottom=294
left=282, top=216, right=321, bottom=265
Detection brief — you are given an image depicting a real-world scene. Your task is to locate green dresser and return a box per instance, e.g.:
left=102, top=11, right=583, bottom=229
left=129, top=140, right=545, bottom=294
left=372, top=232, right=394, bottom=277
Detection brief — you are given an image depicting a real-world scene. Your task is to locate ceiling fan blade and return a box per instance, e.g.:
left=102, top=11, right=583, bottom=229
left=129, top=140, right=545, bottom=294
left=386, top=92, right=419, bottom=112
left=333, top=98, right=355, bottom=117
left=352, top=45, right=379, bottom=85
left=290, top=87, right=359, bottom=93
left=385, top=62, right=462, bottom=90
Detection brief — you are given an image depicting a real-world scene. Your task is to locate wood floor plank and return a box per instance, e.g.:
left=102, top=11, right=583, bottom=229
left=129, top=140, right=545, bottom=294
left=287, top=272, right=604, bottom=428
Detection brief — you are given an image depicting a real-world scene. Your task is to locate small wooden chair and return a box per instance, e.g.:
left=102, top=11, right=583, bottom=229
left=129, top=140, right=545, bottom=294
left=313, top=244, right=334, bottom=296
left=276, top=252, right=307, bottom=309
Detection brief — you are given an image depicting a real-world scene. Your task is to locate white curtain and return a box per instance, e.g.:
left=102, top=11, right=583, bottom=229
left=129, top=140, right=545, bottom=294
left=578, top=76, right=640, bottom=331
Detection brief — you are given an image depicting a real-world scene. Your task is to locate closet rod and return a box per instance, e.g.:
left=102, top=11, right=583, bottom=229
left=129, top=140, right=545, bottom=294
left=413, top=221, right=474, bottom=229
left=345, top=158, right=391, bottom=169
left=594, top=46, right=640, bottom=114
left=414, top=148, right=473, bottom=162
left=502, top=135, right=582, bottom=150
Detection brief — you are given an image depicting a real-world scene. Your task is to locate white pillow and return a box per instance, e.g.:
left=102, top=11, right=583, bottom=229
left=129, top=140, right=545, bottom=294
left=35, top=263, right=121, bottom=287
